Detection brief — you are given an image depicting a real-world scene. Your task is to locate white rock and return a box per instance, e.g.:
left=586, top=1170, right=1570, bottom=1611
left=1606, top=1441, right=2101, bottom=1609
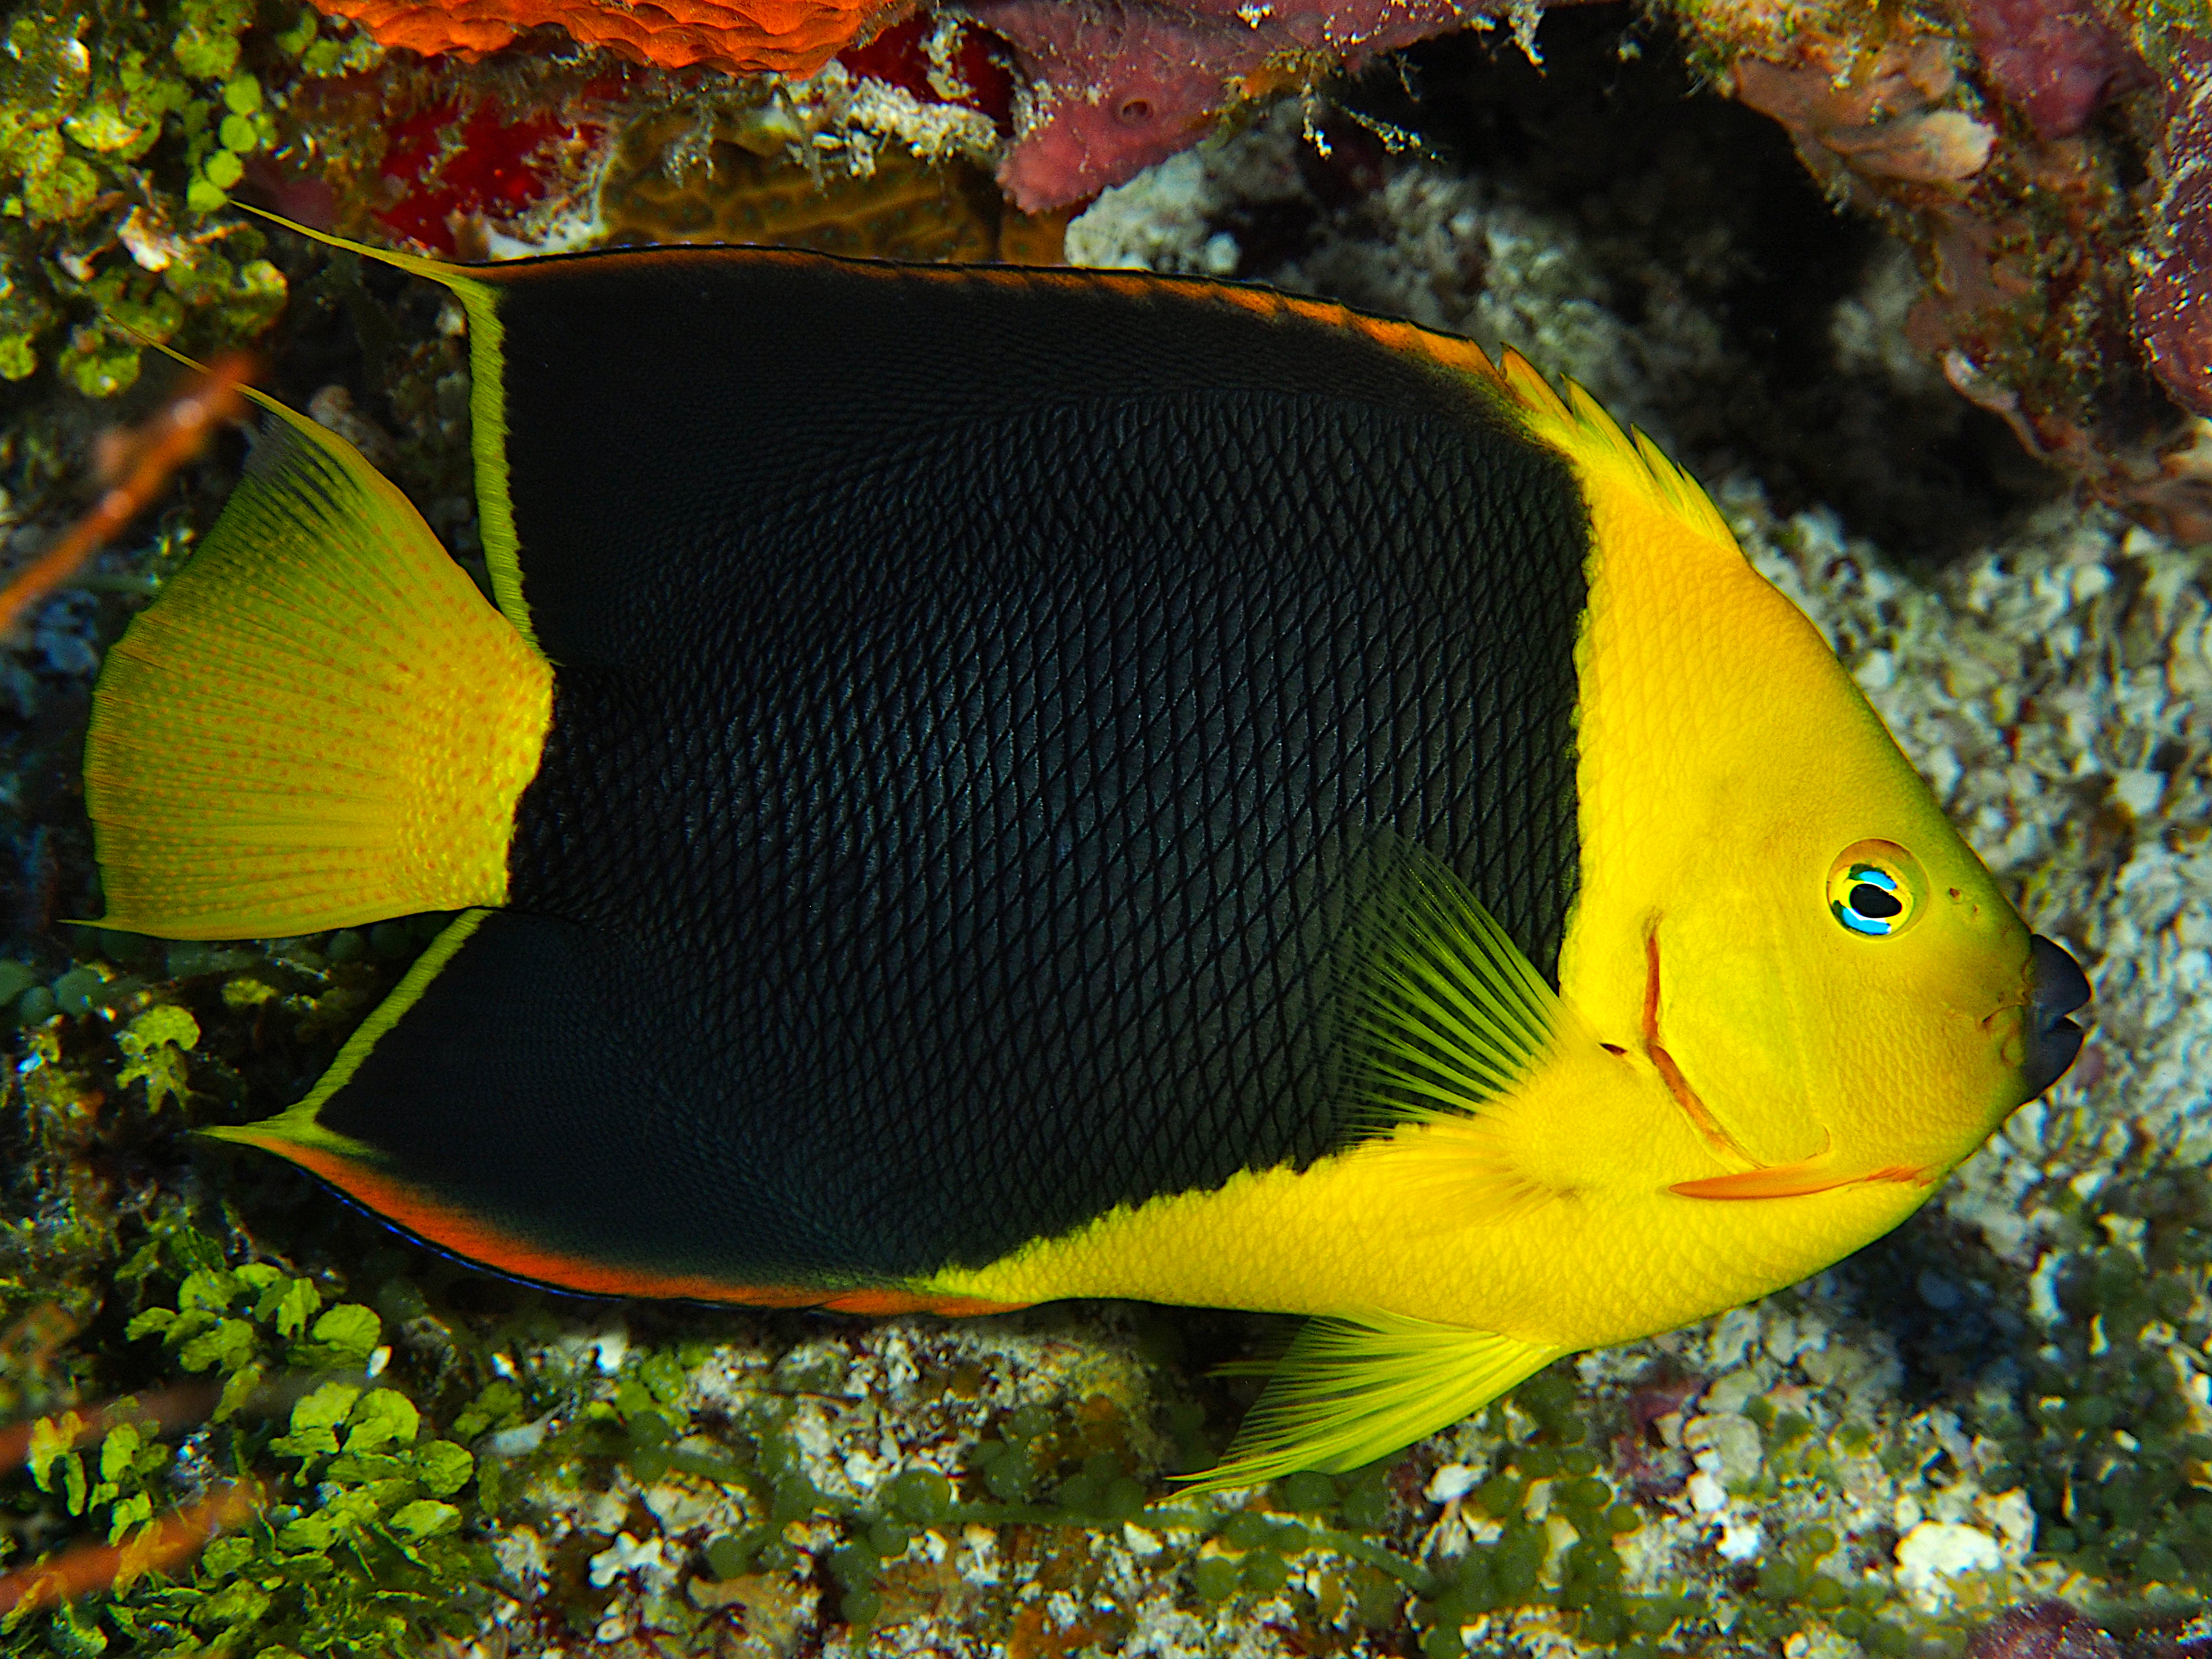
left=1682, top=1412, right=1764, bottom=1485
left=1894, top=1521, right=2002, bottom=1607
left=589, top=1329, right=629, bottom=1373
left=1716, top=1518, right=1764, bottom=1562
left=1705, top=1309, right=1762, bottom=1371
left=1975, top=1489, right=2037, bottom=1561
left=2113, top=769, right=2166, bottom=817
left=1426, top=1463, right=1481, bottom=1504
left=588, top=1531, right=666, bottom=1588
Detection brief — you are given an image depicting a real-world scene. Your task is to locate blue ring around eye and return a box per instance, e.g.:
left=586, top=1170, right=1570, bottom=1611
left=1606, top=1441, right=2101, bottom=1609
left=1851, top=867, right=1899, bottom=894
left=1834, top=901, right=1893, bottom=938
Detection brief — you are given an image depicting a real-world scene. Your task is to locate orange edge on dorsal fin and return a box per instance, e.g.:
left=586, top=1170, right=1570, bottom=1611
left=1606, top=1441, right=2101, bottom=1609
left=251, top=1135, right=1029, bottom=1315
left=1671, top=1163, right=1931, bottom=1201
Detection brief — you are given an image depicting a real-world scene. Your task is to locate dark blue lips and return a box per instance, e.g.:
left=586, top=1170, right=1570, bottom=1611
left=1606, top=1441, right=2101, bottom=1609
left=2024, top=934, right=2092, bottom=1099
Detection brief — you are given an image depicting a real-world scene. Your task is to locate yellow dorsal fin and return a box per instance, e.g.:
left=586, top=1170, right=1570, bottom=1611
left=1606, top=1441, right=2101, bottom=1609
left=1181, top=1313, right=1567, bottom=1491
left=1486, top=348, right=1737, bottom=550
left=83, top=371, right=552, bottom=939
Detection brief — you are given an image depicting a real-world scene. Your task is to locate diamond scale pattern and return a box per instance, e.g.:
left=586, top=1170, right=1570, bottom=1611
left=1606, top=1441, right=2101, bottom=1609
left=331, top=258, right=1591, bottom=1285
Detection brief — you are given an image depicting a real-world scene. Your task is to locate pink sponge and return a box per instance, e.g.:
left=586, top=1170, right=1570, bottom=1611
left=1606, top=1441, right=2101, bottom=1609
left=973, top=0, right=1498, bottom=211
left=1960, top=0, right=2138, bottom=140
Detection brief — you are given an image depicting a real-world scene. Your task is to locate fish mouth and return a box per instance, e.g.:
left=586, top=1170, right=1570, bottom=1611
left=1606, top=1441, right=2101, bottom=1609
left=2022, top=934, right=2090, bottom=1099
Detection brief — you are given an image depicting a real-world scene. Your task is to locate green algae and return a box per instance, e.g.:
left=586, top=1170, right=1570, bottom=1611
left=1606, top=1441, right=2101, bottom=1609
left=110, top=1007, right=196, bottom=1114
left=0, top=0, right=380, bottom=397
left=1, top=1219, right=494, bottom=1657
left=1974, top=1165, right=2212, bottom=1594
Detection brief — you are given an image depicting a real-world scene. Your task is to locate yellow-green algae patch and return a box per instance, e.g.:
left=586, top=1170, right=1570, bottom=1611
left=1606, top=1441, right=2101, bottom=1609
left=0, top=0, right=380, bottom=398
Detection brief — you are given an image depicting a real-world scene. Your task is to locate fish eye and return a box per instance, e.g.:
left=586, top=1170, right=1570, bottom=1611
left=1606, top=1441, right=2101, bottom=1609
left=1826, top=841, right=1926, bottom=939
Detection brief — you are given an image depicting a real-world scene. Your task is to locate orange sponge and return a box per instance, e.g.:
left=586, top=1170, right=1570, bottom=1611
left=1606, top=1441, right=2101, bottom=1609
left=312, top=0, right=908, bottom=77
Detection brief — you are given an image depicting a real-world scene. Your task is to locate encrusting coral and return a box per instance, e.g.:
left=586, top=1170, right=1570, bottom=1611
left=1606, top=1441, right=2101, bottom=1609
left=310, top=0, right=913, bottom=78
left=965, top=0, right=1517, bottom=210
left=598, top=103, right=1072, bottom=261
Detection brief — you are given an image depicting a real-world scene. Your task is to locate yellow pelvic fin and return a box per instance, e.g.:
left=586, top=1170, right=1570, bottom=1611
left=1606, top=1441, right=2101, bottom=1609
left=1185, top=1313, right=1568, bottom=1492
left=84, top=388, right=552, bottom=939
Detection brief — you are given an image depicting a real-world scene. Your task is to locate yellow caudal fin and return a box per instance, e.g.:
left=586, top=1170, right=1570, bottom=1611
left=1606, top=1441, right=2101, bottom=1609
left=1183, top=1313, right=1567, bottom=1492
left=83, top=385, right=552, bottom=939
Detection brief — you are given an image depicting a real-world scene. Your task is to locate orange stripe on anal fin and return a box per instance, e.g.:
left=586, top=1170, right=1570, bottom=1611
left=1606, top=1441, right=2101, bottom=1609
left=235, top=1132, right=1028, bottom=1315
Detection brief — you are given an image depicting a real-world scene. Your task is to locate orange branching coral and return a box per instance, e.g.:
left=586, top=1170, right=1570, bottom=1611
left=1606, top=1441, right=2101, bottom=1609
left=0, top=1479, right=264, bottom=1617
left=310, top=0, right=913, bottom=78
left=0, top=351, right=251, bottom=640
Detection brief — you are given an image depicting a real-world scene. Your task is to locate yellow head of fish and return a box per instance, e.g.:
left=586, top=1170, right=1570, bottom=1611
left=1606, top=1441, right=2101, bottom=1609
left=937, top=359, right=2091, bottom=1488
left=1546, top=363, right=2083, bottom=1223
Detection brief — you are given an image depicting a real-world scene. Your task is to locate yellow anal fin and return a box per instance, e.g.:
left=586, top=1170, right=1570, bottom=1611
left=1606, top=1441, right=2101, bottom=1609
left=1182, top=1312, right=1567, bottom=1493
left=84, top=387, right=552, bottom=939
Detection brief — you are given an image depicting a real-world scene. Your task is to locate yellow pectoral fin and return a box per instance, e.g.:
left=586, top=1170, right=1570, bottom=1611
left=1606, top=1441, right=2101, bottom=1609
left=1181, top=1312, right=1568, bottom=1494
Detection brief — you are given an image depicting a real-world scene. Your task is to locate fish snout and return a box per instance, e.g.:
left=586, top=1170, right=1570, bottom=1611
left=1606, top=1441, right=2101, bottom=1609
left=2023, top=934, right=2091, bottom=1099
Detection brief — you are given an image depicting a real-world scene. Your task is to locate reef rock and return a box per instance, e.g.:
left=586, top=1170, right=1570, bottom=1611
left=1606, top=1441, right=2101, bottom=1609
left=1681, top=0, right=2212, bottom=543
left=1962, top=1600, right=2120, bottom=1659
left=2135, top=36, right=2212, bottom=421
left=1960, top=0, right=2139, bottom=142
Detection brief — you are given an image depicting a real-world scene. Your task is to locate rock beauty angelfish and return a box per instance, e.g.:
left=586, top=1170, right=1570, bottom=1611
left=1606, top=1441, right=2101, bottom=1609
left=82, top=219, right=2090, bottom=1489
